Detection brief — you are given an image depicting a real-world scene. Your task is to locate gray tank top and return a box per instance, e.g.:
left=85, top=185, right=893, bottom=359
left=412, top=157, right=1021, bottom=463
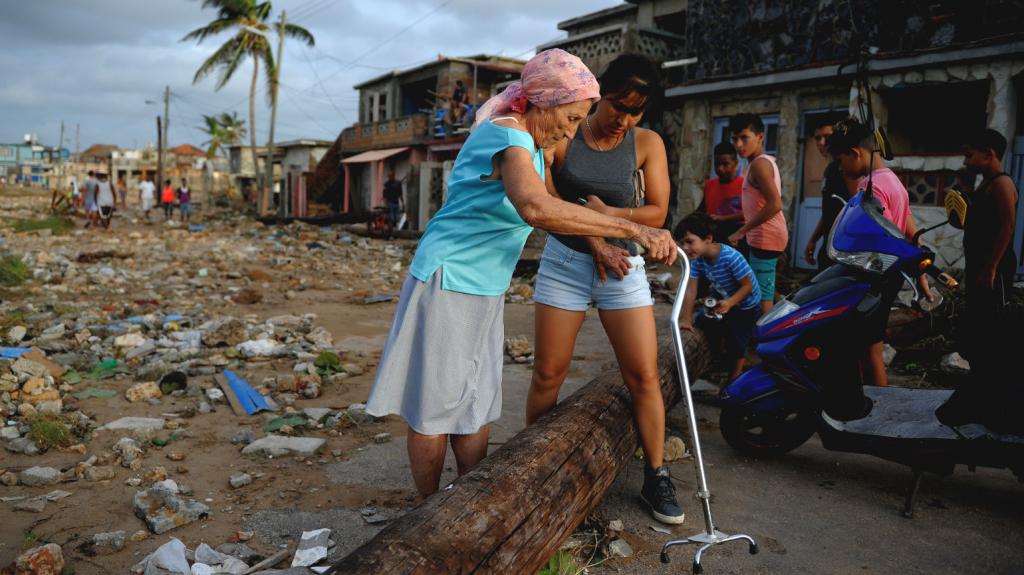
left=551, top=126, right=639, bottom=255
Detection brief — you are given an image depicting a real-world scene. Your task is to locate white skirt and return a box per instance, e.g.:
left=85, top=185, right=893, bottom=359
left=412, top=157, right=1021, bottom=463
left=366, top=269, right=505, bottom=435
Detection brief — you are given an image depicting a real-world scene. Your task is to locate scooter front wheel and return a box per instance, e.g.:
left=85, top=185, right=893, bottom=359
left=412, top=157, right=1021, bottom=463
left=720, top=405, right=817, bottom=457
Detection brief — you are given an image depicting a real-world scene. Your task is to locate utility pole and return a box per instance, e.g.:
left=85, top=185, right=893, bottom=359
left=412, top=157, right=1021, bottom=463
left=57, top=121, right=65, bottom=189
left=75, top=124, right=80, bottom=157
left=156, top=86, right=169, bottom=205
left=156, top=117, right=164, bottom=201
left=263, top=10, right=286, bottom=218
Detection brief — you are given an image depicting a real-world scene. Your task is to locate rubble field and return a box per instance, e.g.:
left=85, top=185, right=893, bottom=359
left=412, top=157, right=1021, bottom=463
left=0, top=188, right=425, bottom=573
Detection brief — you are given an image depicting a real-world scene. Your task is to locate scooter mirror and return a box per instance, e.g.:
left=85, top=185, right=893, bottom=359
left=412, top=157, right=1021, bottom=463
left=874, top=126, right=894, bottom=161
left=944, top=189, right=968, bottom=229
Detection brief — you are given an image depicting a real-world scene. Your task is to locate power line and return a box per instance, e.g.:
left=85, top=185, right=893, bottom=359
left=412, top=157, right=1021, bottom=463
left=291, top=0, right=455, bottom=96
left=296, top=45, right=349, bottom=123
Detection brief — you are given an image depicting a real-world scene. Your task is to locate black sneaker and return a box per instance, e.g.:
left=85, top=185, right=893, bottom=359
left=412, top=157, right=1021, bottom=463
left=641, top=465, right=685, bottom=525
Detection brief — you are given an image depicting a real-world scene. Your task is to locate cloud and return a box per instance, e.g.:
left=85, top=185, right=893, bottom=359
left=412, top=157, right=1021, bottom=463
left=0, top=0, right=621, bottom=149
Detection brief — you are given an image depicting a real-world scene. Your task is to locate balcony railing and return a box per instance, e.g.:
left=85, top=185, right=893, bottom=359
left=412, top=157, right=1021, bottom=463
left=341, top=113, right=430, bottom=151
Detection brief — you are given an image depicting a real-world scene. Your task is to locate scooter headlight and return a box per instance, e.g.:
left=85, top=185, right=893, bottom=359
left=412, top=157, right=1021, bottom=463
left=826, top=216, right=899, bottom=274
left=828, top=249, right=899, bottom=274
left=757, top=299, right=799, bottom=327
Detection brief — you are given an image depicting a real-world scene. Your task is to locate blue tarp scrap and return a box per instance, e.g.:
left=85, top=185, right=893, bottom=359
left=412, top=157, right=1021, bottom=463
left=222, top=370, right=271, bottom=415
left=0, top=347, right=31, bottom=360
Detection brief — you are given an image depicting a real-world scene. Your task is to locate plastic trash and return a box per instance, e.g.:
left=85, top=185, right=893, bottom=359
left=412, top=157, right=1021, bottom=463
left=147, top=538, right=190, bottom=574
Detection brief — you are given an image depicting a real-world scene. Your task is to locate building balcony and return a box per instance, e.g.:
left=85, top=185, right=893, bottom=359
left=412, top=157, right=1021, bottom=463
left=340, top=113, right=430, bottom=152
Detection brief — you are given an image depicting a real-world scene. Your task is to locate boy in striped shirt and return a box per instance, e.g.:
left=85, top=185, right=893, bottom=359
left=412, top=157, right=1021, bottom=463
left=676, top=212, right=761, bottom=385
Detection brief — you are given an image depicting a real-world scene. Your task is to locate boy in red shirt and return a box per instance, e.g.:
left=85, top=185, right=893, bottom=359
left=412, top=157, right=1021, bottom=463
left=826, top=118, right=932, bottom=387
left=701, top=142, right=745, bottom=245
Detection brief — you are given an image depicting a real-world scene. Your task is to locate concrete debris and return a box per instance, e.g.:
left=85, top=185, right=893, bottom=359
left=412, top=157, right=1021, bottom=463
left=292, top=528, right=331, bottom=567
left=241, top=435, right=325, bottom=457
left=133, top=483, right=210, bottom=534
left=88, top=530, right=127, bottom=555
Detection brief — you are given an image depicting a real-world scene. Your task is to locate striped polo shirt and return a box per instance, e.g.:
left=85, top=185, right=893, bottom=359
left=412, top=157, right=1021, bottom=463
left=689, top=244, right=761, bottom=311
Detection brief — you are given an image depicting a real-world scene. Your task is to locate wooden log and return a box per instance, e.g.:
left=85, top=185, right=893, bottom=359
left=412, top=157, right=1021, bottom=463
left=326, top=328, right=710, bottom=574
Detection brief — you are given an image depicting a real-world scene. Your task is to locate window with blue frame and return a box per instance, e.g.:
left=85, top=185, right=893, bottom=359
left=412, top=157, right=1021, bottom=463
left=710, top=114, right=780, bottom=179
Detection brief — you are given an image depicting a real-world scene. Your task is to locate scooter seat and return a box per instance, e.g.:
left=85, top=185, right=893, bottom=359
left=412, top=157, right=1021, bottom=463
left=823, top=387, right=958, bottom=439
left=823, top=387, right=1024, bottom=443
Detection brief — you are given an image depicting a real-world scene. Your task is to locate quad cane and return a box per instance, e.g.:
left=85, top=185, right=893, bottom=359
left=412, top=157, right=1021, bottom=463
left=660, top=246, right=758, bottom=574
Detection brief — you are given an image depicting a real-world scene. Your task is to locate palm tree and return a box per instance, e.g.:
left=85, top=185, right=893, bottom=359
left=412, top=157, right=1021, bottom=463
left=183, top=0, right=313, bottom=198
left=198, top=112, right=248, bottom=159
left=199, top=114, right=224, bottom=159
left=218, top=112, right=247, bottom=148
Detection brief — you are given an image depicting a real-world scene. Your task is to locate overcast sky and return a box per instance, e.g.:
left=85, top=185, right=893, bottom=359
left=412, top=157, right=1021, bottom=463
left=0, top=0, right=620, bottom=151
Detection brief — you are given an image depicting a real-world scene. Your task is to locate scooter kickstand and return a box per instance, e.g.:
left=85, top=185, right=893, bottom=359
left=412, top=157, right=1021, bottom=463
left=660, top=247, right=760, bottom=573
left=903, top=469, right=925, bottom=518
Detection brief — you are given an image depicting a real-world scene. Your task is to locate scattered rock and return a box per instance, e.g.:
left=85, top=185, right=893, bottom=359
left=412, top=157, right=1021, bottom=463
left=504, top=335, right=533, bottom=361
left=608, top=519, right=624, bottom=531
left=88, top=530, right=126, bottom=555
left=608, top=538, right=634, bottom=558
left=7, top=325, right=27, bottom=344
left=664, top=436, right=687, bottom=462
left=229, top=472, right=253, bottom=489
left=882, top=343, right=897, bottom=366
left=241, top=435, right=325, bottom=457
left=84, top=465, right=117, bottom=482
left=15, top=543, right=64, bottom=574
left=99, top=416, right=165, bottom=433
left=14, top=496, right=48, bottom=513
left=125, top=381, right=162, bottom=402
left=372, top=432, right=392, bottom=444
left=114, top=437, right=145, bottom=466
left=940, top=352, right=970, bottom=374
left=19, top=466, right=61, bottom=486
left=231, top=429, right=256, bottom=445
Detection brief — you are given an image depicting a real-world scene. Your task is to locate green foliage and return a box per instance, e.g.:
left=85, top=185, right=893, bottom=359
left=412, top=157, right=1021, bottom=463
left=26, top=413, right=75, bottom=450
left=537, top=550, right=579, bottom=575
left=12, top=216, right=73, bottom=235
left=0, top=256, right=31, bottom=286
left=314, top=351, right=342, bottom=375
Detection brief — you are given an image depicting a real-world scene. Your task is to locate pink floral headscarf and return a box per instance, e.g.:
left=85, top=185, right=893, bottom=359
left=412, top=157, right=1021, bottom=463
left=472, top=49, right=601, bottom=129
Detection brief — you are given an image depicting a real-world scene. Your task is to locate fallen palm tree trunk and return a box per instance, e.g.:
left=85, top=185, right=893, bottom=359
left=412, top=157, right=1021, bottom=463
left=327, top=329, right=710, bottom=574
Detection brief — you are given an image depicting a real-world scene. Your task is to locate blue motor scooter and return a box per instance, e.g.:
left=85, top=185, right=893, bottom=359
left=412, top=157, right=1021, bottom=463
left=718, top=186, right=1024, bottom=516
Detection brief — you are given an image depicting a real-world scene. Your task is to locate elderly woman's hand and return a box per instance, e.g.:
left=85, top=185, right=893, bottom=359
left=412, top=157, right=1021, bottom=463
left=587, top=238, right=632, bottom=282
left=632, top=226, right=677, bottom=264
left=584, top=195, right=612, bottom=215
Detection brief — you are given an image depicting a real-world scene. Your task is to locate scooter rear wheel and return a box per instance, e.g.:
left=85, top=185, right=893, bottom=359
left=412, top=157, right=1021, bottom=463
left=720, top=405, right=817, bottom=456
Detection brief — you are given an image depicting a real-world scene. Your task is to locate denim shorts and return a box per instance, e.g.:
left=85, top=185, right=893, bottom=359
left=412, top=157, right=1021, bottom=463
left=533, top=237, right=653, bottom=312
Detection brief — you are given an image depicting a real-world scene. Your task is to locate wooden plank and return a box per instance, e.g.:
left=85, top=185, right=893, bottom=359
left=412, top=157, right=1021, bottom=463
left=325, top=329, right=710, bottom=574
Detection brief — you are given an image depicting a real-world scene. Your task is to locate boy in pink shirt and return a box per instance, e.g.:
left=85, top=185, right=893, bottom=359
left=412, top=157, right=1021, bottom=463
left=827, top=118, right=932, bottom=387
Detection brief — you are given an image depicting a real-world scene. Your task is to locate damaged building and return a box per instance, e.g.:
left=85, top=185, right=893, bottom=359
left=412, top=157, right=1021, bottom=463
left=307, top=54, right=524, bottom=228
left=543, top=0, right=1024, bottom=273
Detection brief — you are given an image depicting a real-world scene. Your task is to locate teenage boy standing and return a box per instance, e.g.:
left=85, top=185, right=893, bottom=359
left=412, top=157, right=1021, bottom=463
left=803, top=120, right=854, bottom=270
left=826, top=118, right=932, bottom=387
left=702, top=142, right=745, bottom=246
left=938, top=129, right=1019, bottom=428
left=727, top=113, right=788, bottom=314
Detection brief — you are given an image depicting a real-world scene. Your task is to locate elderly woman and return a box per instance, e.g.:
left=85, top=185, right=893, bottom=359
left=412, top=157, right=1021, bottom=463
left=366, top=49, right=676, bottom=496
